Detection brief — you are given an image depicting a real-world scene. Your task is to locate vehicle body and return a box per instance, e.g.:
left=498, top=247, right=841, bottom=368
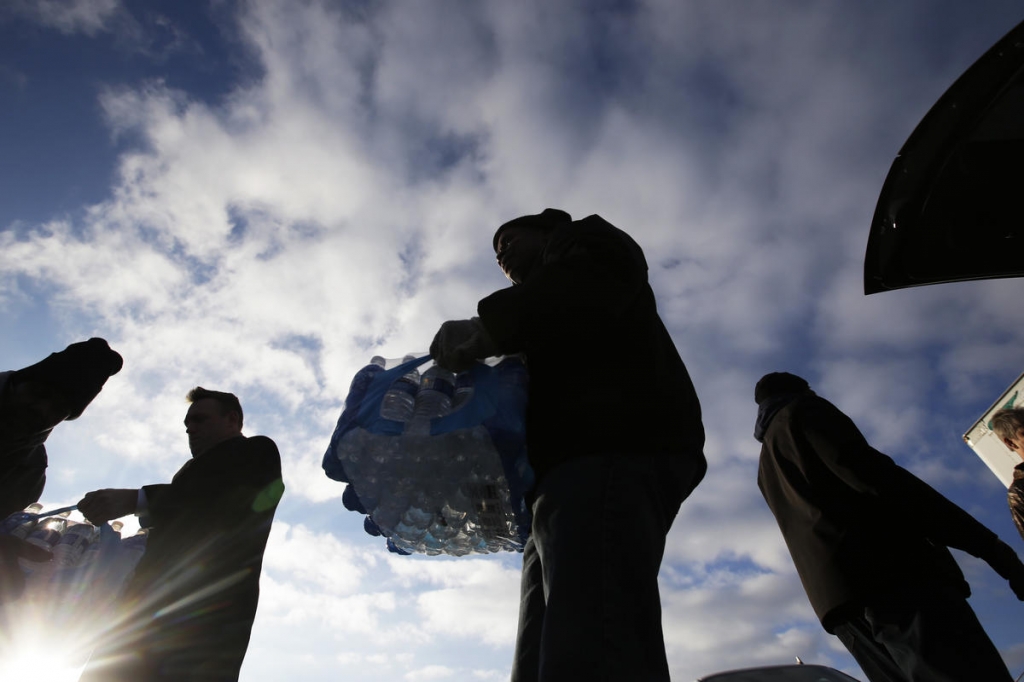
left=864, top=19, right=1024, bottom=294
left=697, top=663, right=861, bottom=682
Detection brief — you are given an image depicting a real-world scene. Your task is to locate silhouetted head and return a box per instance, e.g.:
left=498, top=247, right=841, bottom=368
left=184, top=386, right=243, bottom=457
left=754, top=372, right=811, bottom=405
left=493, top=208, right=572, bottom=284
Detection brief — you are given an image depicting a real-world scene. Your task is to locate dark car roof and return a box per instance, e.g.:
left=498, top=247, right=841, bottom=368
left=864, top=19, right=1024, bottom=294
left=698, top=663, right=860, bottom=682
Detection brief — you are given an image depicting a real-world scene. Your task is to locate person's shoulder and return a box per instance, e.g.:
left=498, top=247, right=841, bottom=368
left=244, top=434, right=280, bottom=455
left=790, top=393, right=845, bottom=420
left=548, top=214, right=647, bottom=270
left=771, top=394, right=854, bottom=441
left=770, top=392, right=818, bottom=423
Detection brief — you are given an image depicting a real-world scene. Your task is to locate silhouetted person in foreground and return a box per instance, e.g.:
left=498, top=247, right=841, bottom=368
left=991, top=406, right=1024, bottom=543
left=0, top=337, right=122, bottom=601
left=78, top=387, right=284, bottom=682
left=755, top=372, right=1024, bottom=682
left=431, top=208, right=706, bottom=682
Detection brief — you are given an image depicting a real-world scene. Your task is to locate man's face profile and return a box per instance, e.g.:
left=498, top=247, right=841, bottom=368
left=1004, top=428, right=1024, bottom=461
left=495, top=225, right=548, bottom=284
left=184, top=398, right=241, bottom=457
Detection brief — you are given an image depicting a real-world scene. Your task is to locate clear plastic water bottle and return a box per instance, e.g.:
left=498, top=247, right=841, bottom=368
left=380, top=355, right=421, bottom=422
left=121, top=528, right=149, bottom=559
left=416, top=365, right=455, bottom=418
left=113, top=527, right=150, bottom=583
left=407, top=365, right=455, bottom=434
left=0, top=502, right=43, bottom=539
left=451, top=371, right=474, bottom=411
left=52, top=522, right=97, bottom=567
left=79, top=520, right=122, bottom=568
left=25, top=515, right=67, bottom=550
left=497, top=355, right=529, bottom=397
left=324, top=356, right=387, bottom=482
left=349, top=356, right=386, bottom=402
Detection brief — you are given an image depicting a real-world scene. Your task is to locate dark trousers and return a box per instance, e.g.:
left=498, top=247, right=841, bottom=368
left=511, top=452, right=705, bottom=682
left=831, top=583, right=1012, bottom=682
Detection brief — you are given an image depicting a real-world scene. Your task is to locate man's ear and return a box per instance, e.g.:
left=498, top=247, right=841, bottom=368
left=227, top=410, right=243, bottom=429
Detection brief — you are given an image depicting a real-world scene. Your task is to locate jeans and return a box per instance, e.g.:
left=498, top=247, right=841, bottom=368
left=511, top=452, right=705, bottom=682
left=832, top=582, right=1012, bottom=682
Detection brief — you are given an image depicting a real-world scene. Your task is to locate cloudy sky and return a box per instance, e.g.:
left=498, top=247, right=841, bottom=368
left=3, top=1, right=1024, bottom=680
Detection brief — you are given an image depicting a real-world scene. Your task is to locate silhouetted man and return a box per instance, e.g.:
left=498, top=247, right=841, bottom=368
left=754, top=372, right=1024, bottom=682
left=0, top=337, right=122, bottom=601
left=432, top=209, right=706, bottom=682
left=78, top=387, right=284, bottom=682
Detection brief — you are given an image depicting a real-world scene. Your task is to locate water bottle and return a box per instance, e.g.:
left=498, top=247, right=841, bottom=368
left=336, top=356, right=386, bottom=428
left=79, top=520, right=122, bottom=569
left=52, top=522, right=98, bottom=568
left=25, top=514, right=67, bottom=551
left=451, top=371, right=474, bottom=411
left=108, top=527, right=149, bottom=584
left=386, top=537, right=412, bottom=555
left=415, top=365, right=455, bottom=419
left=1, top=502, right=43, bottom=538
left=363, top=516, right=382, bottom=537
left=120, top=528, right=149, bottom=564
left=380, top=355, right=421, bottom=422
left=496, top=355, right=529, bottom=403
left=407, top=365, right=455, bottom=434
left=324, top=356, right=387, bottom=482
left=342, top=484, right=367, bottom=514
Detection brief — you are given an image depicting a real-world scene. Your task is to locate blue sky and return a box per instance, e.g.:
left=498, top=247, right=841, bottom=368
left=3, top=1, right=1024, bottom=680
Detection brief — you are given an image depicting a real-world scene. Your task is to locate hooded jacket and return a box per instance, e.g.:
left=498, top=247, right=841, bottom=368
left=477, top=214, right=705, bottom=484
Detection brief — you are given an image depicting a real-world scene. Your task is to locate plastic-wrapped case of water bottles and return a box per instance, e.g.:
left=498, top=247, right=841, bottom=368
left=322, top=354, right=534, bottom=556
left=1, top=504, right=148, bottom=600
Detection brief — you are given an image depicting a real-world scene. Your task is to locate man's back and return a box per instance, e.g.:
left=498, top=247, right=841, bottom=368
left=757, top=393, right=967, bottom=626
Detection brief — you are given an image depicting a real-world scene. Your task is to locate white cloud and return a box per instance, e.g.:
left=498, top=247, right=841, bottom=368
left=3, top=0, right=121, bottom=36
left=403, top=664, right=455, bottom=681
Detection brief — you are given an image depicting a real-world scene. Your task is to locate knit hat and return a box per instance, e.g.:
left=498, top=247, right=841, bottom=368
left=492, top=208, right=572, bottom=252
left=14, top=337, right=124, bottom=419
left=754, top=372, right=810, bottom=405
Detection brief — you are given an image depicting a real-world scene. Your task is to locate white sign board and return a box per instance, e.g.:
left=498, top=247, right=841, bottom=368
left=964, top=372, right=1024, bottom=487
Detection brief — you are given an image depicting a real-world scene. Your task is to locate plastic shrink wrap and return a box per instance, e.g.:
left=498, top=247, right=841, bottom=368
left=323, top=354, right=534, bottom=556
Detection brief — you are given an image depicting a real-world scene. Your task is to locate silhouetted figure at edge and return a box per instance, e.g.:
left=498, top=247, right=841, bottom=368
left=431, top=209, right=706, bottom=682
left=754, top=371, right=1024, bottom=682
left=78, top=387, right=284, bottom=682
left=0, top=337, right=123, bottom=602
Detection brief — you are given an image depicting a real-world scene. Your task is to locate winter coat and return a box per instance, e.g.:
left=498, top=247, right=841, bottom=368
left=477, top=214, right=705, bottom=484
left=758, top=392, right=1009, bottom=631
left=87, top=434, right=284, bottom=681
